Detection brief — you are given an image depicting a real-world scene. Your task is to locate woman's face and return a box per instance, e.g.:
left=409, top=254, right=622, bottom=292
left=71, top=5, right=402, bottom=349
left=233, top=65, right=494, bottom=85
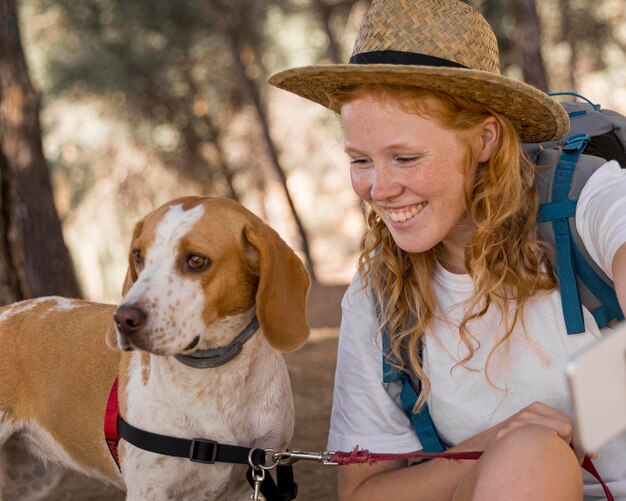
left=342, top=93, right=486, bottom=271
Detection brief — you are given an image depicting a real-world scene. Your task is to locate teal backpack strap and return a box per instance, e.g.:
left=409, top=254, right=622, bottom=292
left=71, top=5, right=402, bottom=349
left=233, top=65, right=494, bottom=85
left=572, top=243, right=625, bottom=327
left=381, top=325, right=446, bottom=453
left=537, top=133, right=589, bottom=334
left=536, top=131, right=624, bottom=332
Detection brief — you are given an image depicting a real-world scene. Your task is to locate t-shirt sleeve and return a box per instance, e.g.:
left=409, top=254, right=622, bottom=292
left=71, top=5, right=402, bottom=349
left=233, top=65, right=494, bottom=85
left=576, top=160, right=626, bottom=281
left=327, top=272, right=422, bottom=454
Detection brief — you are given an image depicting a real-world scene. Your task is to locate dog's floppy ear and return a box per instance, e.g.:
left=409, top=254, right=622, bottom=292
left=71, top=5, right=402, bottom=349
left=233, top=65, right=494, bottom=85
left=243, top=223, right=310, bottom=351
left=105, top=221, right=142, bottom=349
left=119, top=262, right=138, bottom=297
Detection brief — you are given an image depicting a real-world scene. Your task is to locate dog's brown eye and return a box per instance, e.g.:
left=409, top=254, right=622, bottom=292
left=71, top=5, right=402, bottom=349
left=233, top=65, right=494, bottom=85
left=187, top=255, right=210, bottom=271
left=132, top=249, right=143, bottom=269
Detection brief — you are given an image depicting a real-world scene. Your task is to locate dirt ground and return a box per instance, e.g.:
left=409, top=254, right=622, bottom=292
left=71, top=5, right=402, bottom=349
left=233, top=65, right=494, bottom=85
left=46, top=283, right=346, bottom=501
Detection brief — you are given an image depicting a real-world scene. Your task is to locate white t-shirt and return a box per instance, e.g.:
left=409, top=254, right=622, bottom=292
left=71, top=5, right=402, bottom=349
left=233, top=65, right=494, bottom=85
left=328, top=161, right=626, bottom=500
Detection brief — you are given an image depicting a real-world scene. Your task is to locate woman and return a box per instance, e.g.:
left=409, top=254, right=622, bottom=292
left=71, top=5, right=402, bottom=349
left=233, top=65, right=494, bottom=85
left=270, top=0, right=626, bottom=499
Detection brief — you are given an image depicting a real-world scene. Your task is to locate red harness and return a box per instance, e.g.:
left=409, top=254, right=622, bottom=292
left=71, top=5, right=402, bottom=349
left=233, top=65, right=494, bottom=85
left=103, top=377, right=121, bottom=469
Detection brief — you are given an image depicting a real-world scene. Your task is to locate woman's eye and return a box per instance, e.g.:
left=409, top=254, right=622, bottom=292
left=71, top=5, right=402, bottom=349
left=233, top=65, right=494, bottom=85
left=187, top=255, right=211, bottom=271
left=349, top=158, right=371, bottom=167
left=396, top=156, right=420, bottom=164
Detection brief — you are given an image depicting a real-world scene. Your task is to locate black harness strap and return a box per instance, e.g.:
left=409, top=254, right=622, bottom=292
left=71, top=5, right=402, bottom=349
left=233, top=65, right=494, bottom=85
left=118, top=416, right=265, bottom=465
left=118, top=416, right=298, bottom=500
left=246, top=464, right=299, bottom=501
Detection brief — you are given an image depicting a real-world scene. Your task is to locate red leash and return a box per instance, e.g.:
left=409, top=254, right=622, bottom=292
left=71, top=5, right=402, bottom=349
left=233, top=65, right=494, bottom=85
left=331, top=447, right=482, bottom=464
left=582, top=456, right=614, bottom=501
left=331, top=447, right=614, bottom=500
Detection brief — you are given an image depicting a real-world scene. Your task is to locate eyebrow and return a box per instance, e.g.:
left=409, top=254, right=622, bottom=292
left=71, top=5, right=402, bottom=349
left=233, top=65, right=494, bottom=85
left=344, top=146, right=364, bottom=155
left=345, top=143, right=423, bottom=155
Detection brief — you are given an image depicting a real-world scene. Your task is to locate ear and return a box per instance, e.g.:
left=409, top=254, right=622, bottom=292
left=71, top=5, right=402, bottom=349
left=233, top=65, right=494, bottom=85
left=243, top=224, right=310, bottom=352
left=105, top=221, right=142, bottom=350
left=120, top=262, right=138, bottom=297
left=476, top=116, right=501, bottom=163
left=105, top=319, right=120, bottom=350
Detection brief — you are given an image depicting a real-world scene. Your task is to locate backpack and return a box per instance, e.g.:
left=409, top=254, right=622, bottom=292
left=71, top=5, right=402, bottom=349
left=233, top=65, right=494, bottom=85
left=380, top=93, right=626, bottom=453
left=527, top=92, right=625, bottom=334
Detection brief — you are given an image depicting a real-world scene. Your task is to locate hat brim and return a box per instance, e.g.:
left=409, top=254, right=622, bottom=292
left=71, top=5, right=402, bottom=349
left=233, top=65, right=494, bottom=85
left=269, top=64, right=569, bottom=143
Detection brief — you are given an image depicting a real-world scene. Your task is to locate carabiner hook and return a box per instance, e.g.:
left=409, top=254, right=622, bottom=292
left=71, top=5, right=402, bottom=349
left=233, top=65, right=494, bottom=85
left=273, top=449, right=338, bottom=466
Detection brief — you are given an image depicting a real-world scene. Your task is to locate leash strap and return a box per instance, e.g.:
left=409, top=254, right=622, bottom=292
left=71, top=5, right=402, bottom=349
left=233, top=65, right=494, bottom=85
left=332, top=447, right=614, bottom=500
left=331, top=447, right=483, bottom=464
left=583, top=456, right=615, bottom=501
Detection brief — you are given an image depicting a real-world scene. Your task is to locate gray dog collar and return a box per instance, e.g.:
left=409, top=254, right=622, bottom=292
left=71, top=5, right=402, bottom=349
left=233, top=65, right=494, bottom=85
left=174, top=315, right=260, bottom=369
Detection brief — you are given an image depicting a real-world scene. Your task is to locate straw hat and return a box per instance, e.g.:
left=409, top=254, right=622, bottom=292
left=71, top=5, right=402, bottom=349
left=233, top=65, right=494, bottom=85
left=269, top=0, right=569, bottom=143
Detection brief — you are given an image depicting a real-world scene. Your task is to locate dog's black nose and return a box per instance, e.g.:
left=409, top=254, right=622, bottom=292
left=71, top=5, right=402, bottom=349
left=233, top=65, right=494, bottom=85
left=114, top=305, right=146, bottom=335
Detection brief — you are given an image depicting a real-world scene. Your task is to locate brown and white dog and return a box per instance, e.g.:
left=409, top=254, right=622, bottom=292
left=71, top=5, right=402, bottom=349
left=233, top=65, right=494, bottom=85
left=0, top=196, right=310, bottom=500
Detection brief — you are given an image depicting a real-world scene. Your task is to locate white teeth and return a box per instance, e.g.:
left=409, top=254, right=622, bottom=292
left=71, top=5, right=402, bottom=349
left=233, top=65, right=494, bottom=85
left=385, top=202, right=427, bottom=223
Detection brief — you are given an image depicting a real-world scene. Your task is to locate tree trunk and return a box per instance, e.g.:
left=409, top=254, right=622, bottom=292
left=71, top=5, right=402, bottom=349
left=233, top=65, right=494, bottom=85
left=0, top=146, right=22, bottom=304
left=558, top=0, right=577, bottom=92
left=208, top=0, right=319, bottom=283
left=313, top=0, right=342, bottom=63
left=180, top=62, right=240, bottom=201
left=508, top=0, right=549, bottom=92
left=0, top=0, right=81, bottom=303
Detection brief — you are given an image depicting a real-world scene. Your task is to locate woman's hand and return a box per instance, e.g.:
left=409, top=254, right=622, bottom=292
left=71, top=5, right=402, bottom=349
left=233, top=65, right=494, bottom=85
left=338, top=401, right=585, bottom=501
left=453, top=400, right=585, bottom=463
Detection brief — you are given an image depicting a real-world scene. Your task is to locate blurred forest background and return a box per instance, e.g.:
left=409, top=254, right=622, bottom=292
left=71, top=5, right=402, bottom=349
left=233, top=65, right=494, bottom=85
left=1, top=0, right=626, bottom=304
left=1, top=1, right=626, bottom=499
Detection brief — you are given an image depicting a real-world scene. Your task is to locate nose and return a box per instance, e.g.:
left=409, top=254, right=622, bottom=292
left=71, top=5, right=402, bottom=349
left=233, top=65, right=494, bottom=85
left=370, top=164, right=403, bottom=201
left=114, top=305, right=146, bottom=335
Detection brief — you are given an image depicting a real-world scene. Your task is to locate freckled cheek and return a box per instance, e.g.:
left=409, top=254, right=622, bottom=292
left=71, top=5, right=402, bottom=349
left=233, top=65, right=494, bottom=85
left=441, top=175, right=467, bottom=202
left=422, top=166, right=464, bottom=197
left=350, top=169, right=372, bottom=200
left=433, top=185, right=468, bottom=225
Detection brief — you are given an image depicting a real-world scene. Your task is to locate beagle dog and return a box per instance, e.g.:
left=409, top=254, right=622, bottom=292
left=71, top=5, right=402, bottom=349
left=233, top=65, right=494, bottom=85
left=0, top=196, right=310, bottom=500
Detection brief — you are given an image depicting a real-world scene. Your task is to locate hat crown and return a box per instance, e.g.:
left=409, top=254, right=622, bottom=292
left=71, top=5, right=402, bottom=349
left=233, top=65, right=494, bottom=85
left=352, top=0, right=500, bottom=74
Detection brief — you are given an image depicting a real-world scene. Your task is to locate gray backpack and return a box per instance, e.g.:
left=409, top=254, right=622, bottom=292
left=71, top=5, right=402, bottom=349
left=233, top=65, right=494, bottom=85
left=523, top=92, right=626, bottom=333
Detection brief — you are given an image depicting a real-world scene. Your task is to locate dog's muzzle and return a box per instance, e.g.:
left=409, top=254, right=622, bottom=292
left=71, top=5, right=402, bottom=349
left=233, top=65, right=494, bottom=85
left=114, top=305, right=146, bottom=335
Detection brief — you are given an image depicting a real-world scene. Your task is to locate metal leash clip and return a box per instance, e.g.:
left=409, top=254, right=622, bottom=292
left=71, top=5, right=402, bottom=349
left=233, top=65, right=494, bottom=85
left=249, top=448, right=281, bottom=471
left=247, top=449, right=270, bottom=501
left=272, top=449, right=338, bottom=466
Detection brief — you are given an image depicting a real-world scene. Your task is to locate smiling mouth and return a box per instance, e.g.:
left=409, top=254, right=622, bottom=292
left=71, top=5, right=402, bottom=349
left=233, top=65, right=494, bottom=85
left=383, top=202, right=428, bottom=222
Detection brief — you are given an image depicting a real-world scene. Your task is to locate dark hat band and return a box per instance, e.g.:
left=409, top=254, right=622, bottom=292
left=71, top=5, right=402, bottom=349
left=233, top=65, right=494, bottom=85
left=349, top=50, right=468, bottom=69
